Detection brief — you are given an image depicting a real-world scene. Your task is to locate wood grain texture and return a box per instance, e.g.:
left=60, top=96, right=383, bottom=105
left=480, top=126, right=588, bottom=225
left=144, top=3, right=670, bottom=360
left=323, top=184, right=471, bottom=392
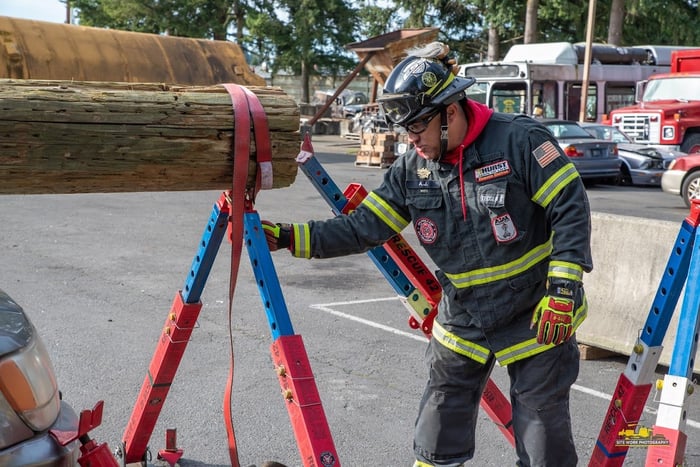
left=0, top=80, right=300, bottom=193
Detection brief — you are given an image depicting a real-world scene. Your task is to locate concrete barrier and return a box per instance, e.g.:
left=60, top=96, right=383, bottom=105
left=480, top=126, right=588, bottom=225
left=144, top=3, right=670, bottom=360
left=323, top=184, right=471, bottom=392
left=580, top=212, right=698, bottom=372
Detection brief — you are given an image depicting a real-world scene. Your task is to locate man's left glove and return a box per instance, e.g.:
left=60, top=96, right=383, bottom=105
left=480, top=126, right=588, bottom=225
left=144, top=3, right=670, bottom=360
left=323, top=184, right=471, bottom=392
left=261, top=221, right=292, bottom=252
left=530, top=279, right=578, bottom=345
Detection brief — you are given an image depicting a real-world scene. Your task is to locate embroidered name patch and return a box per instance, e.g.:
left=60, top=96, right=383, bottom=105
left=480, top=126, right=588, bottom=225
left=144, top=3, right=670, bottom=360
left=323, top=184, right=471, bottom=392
left=532, top=141, right=560, bottom=168
left=474, top=160, right=511, bottom=182
left=407, top=179, right=440, bottom=190
left=478, top=184, right=506, bottom=208
left=415, top=217, right=438, bottom=244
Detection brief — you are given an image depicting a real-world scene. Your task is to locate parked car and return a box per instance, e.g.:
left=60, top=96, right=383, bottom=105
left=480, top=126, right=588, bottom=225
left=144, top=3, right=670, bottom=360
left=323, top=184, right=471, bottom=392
left=0, top=288, right=81, bottom=466
left=580, top=123, right=685, bottom=186
left=542, top=120, right=621, bottom=184
left=661, top=153, right=700, bottom=207
left=336, top=90, right=370, bottom=118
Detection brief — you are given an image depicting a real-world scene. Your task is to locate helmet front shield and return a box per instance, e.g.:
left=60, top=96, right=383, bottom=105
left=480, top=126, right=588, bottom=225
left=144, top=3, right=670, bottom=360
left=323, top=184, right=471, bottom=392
left=377, top=94, right=423, bottom=125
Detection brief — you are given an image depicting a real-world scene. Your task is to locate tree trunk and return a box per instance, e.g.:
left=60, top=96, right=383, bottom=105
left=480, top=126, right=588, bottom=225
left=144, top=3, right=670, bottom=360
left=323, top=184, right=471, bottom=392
left=0, top=80, right=300, bottom=194
left=524, top=0, right=540, bottom=43
left=301, top=60, right=311, bottom=104
left=608, top=0, right=625, bottom=46
left=487, top=25, right=500, bottom=61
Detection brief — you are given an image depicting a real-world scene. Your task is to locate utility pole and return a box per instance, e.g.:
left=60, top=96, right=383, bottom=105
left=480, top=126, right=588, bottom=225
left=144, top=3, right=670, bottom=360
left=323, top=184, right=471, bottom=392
left=579, top=0, right=597, bottom=122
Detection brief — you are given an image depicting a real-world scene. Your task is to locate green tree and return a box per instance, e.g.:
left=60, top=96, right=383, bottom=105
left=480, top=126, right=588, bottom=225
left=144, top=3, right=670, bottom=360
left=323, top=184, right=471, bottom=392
left=619, top=0, right=700, bottom=45
left=69, top=0, right=232, bottom=39
left=249, top=0, right=359, bottom=103
left=357, top=2, right=402, bottom=38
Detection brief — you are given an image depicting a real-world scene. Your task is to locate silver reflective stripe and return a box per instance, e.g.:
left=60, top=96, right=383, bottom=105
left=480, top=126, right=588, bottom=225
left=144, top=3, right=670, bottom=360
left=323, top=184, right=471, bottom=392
left=292, top=223, right=311, bottom=259
left=432, top=322, right=490, bottom=364
left=361, top=192, right=409, bottom=233
left=445, top=239, right=552, bottom=289
left=548, top=260, right=583, bottom=282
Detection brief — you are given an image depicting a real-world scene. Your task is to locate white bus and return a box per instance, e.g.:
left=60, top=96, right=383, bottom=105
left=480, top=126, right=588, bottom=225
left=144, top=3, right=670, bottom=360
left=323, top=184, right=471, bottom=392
left=458, top=42, right=680, bottom=122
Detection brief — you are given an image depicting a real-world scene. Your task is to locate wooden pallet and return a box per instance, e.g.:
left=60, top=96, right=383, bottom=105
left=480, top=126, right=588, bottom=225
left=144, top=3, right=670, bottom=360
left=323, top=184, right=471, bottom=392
left=360, top=142, right=394, bottom=152
left=361, top=131, right=397, bottom=146
left=354, top=149, right=395, bottom=168
left=578, top=344, right=621, bottom=360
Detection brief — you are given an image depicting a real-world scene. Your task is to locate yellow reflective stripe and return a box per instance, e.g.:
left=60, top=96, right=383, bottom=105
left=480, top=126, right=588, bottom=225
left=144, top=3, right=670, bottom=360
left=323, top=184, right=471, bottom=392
left=414, top=462, right=434, bottom=467
left=548, top=260, right=583, bottom=282
left=495, top=338, right=555, bottom=365
left=445, top=238, right=553, bottom=289
left=432, top=322, right=490, bottom=364
left=360, top=192, right=409, bottom=233
left=291, top=223, right=311, bottom=259
left=496, top=296, right=588, bottom=365
left=531, top=162, right=579, bottom=208
left=426, top=72, right=455, bottom=98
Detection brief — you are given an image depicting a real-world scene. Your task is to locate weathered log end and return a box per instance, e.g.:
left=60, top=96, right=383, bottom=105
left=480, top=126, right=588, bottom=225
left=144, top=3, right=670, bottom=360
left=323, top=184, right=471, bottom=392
left=0, top=79, right=300, bottom=194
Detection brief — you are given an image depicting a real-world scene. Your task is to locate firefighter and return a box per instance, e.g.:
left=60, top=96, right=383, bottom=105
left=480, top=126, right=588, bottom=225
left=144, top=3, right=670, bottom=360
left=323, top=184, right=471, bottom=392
left=263, top=42, right=591, bottom=466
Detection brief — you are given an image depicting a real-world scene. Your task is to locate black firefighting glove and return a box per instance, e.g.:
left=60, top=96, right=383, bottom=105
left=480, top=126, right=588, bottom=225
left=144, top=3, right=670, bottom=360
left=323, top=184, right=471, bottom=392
left=530, top=278, right=579, bottom=345
left=261, top=220, right=292, bottom=252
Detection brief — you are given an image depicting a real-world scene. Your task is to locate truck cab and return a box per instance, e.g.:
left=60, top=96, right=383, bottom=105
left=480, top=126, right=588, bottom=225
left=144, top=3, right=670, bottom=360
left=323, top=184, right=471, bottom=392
left=609, top=49, right=700, bottom=154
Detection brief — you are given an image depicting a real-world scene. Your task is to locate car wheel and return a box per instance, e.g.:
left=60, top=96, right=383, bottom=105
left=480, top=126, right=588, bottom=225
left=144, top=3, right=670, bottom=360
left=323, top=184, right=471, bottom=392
left=680, top=171, right=700, bottom=208
left=681, top=133, right=700, bottom=155
left=617, top=165, right=633, bottom=186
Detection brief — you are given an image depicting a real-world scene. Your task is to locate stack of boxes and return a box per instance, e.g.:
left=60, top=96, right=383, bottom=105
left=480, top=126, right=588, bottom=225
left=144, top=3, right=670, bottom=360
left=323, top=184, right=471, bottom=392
left=354, top=131, right=411, bottom=168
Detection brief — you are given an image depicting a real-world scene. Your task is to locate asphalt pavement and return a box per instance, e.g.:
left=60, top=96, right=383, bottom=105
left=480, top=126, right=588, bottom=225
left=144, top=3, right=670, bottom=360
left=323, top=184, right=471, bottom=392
left=1, top=134, right=698, bottom=466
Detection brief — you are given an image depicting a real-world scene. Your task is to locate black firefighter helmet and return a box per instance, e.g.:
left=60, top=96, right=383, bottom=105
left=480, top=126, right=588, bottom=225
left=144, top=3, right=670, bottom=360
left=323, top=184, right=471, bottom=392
left=378, top=43, right=476, bottom=127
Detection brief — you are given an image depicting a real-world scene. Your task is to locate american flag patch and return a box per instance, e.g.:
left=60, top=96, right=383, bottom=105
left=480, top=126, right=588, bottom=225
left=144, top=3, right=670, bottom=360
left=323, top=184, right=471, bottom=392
left=532, top=141, right=560, bottom=168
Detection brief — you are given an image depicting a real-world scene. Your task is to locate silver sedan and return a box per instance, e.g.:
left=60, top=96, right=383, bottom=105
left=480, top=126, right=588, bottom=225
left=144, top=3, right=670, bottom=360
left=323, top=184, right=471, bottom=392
left=542, top=120, right=621, bottom=184
left=580, top=123, right=684, bottom=186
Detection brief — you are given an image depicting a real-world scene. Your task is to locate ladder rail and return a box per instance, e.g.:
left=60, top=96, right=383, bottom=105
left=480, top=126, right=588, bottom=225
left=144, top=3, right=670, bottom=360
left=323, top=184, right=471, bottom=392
left=121, top=193, right=231, bottom=464
left=589, top=203, right=700, bottom=467
left=244, top=210, right=340, bottom=465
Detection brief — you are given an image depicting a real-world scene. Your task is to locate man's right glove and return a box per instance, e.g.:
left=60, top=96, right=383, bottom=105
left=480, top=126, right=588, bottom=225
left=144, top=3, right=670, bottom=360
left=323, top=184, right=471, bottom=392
left=261, top=221, right=292, bottom=252
left=530, top=279, right=578, bottom=345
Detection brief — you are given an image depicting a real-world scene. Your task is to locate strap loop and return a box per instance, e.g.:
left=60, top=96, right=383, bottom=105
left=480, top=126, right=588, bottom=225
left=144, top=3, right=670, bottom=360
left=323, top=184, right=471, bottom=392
left=220, top=83, right=275, bottom=465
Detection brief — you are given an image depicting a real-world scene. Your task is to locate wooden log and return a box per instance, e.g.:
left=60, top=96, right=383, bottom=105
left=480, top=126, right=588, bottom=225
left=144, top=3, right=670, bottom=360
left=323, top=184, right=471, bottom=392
left=0, top=79, right=300, bottom=194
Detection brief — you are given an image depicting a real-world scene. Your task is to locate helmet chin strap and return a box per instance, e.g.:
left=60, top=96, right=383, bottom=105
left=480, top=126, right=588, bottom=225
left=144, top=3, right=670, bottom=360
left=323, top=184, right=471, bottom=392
left=438, top=107, right=448, bottom=161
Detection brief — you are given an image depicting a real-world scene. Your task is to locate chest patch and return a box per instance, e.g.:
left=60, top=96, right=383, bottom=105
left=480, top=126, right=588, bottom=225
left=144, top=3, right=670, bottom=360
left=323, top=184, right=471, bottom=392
left=478, top=184, right=506, bottom=208
left=491, top=213, right=518, bottom=243
left=474, top=160, right=511, bottom=182
left=415, top=217, right=438, bottom=244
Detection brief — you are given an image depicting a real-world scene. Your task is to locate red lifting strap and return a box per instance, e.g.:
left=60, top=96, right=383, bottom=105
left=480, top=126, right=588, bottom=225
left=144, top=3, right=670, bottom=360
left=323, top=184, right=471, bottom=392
left=220, top=83, right=273, bottom=466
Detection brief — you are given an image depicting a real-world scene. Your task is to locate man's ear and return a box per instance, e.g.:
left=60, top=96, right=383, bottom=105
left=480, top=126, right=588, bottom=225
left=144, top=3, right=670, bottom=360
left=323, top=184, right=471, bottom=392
left=446, top=102, right=460, bottom=122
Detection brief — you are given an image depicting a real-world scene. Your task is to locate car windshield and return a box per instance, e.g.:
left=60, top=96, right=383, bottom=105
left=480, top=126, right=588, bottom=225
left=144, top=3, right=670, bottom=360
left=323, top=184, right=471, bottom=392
left=585, top=125, right=633, bottom=143
left=545, top=122, right=594, bottom=139
left=643, top=77, right=700, bottom=102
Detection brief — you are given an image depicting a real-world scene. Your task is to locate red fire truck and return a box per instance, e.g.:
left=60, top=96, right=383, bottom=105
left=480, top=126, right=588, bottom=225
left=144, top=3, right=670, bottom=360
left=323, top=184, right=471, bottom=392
left=609, top=49, right=700, bottom=154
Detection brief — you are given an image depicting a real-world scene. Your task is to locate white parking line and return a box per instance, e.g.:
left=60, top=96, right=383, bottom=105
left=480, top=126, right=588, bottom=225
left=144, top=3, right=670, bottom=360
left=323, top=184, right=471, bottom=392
left=309, top=297, right=700, bottom=431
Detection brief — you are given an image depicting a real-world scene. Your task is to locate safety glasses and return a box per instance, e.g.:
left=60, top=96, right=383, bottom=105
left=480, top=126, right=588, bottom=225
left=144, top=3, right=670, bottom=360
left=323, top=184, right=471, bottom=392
left=396, top=110, right=440, bottom=135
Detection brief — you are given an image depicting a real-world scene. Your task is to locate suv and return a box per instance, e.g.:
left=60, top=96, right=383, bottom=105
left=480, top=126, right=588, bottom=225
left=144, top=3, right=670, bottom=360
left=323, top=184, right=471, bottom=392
left=0, top=288, right=81, bottom=466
